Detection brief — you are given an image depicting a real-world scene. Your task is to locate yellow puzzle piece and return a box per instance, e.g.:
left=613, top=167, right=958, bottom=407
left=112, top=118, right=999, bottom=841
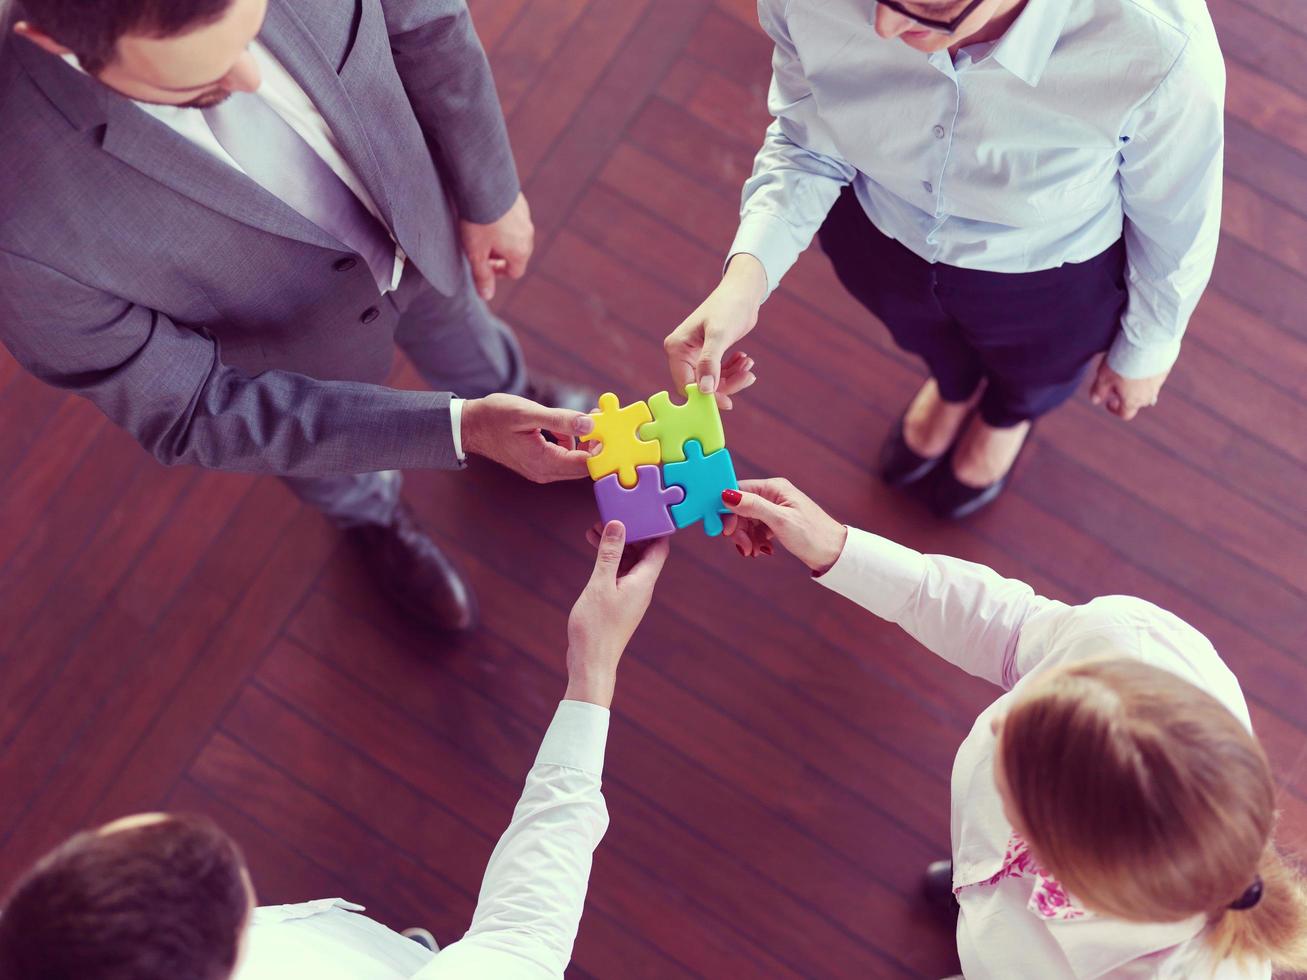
left=581, top=392, right=661, bottom=488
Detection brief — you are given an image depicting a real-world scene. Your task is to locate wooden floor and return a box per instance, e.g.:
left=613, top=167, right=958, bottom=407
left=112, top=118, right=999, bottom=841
left=3, top=2, right=1307, bottom=977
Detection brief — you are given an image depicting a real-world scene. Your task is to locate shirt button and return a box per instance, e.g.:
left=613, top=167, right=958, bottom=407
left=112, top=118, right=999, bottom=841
left=933, top=125, right=946, bottom=139
left=333, top=257, right=357, bottom=272
left=360, top=306, right=380, bottom=324
left=923, top=180, right=934, bottom=193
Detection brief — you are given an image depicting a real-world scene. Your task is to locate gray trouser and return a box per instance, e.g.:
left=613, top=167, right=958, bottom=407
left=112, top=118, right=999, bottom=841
left=281, top=262, right=527, bottom=527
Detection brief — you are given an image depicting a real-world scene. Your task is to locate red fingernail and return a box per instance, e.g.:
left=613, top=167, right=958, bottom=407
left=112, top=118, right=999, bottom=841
left=760, top=544, right=773, bottom=556
left=736, top=545, right=746, bottom=556
left=722, top=489, right=742, bottom=506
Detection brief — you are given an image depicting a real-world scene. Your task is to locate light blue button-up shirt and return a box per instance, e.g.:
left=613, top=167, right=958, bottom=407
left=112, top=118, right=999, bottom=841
left=730, top=0, right=1226, bottom=378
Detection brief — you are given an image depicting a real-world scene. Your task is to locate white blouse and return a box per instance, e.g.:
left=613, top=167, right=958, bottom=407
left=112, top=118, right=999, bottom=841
left=817, top=527, right=1270, bottom=980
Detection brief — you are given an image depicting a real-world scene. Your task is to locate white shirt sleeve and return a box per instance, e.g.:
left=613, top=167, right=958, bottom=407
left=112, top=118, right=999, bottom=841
left=1111, top=28, right=1225, bottom=378
left=415, top=700, right=611, bottom=980
left=815, top=526, right=1066, bottom=689
left=814, top=528, right=1250, bottom=721
left=449, top=397, right=466, bottom=462
left=728, top=0, right=857, bottom=296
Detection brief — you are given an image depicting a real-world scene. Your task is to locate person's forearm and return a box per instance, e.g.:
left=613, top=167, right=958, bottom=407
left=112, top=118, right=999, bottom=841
left=729, top=121, right=853, bottom=298
left=452, top=701, right=610, bottom=975
left=0, top=249, right=463, bottom=477
left=1111, top=30, right=1223, bottom=380
left=161, top=367, right=461, bottom=475
left=814, top=527, right=927, bottom=623
left=815, top=527, right=1061, bottom=689
left=1107, top=227, right=1218, bottom=379
left=563, top=666, right=617, bottom=709
left=721, top=253, right=769, bottom=306
left=702, top=252, right=769, bottom=345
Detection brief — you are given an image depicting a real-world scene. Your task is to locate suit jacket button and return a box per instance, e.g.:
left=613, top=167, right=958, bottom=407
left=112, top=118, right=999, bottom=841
left=333, top=257, right=357, bottom=272
left=360, top=306, right=380, bottom=324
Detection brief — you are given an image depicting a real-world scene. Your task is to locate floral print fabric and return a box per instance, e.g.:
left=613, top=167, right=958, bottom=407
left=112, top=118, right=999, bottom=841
left=957, top=831, right=1089, bottom=921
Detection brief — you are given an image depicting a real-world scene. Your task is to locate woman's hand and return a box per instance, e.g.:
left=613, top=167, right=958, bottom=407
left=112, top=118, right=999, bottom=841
left=565, top=522, right=670, bottom=707
left=1089, top=358, right=1170, bottom=421
left=663, top=254, right=765, bottom=409
left=720, top=478, right=848, bottom=575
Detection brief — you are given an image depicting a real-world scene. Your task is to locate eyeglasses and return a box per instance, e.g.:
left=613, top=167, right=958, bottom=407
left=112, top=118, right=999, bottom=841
left=876, top=0, right=987, bottom=34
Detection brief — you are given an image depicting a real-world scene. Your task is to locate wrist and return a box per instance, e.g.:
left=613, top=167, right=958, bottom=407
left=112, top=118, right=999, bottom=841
left=460, top=397, right=486, bottom=458
left=808, top=521, right=849, bottom=576
left=564, top=662, right=618, bottom=709
left=724, top=253, right=768, bottom=308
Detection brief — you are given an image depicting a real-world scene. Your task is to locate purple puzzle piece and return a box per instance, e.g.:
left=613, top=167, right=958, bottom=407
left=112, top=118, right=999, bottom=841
left=593, top=465, right=685, bottom=542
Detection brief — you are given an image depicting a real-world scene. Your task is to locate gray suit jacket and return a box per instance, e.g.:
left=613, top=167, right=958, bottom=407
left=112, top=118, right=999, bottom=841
left=0, top=0, right=519, bottom=476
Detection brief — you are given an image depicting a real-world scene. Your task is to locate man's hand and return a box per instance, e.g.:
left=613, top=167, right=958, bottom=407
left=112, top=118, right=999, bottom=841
left=720, top=478, right=848, bottom=575
left=663, top=253, right=765, bottom=409
left=1089, top=357, right=1170, bottom=421
left=565, top=522, right=670, bottom=707
left=461, top=192, right=534, bottom=301
left=461, top=393, right=592, bottom=483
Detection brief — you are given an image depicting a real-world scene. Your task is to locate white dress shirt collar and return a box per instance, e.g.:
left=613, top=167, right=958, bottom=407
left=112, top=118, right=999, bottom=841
left=862, top=0, right=1072, bottom=87
left=986, top=0, right=1074, bottom=86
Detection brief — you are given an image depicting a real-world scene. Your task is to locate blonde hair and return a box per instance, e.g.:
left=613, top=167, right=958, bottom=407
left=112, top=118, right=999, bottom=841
left=999, top=657, right=1307, bottom=972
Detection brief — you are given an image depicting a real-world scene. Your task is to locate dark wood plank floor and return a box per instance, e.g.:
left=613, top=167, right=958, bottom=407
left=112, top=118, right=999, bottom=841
left=3, top=3, right=1306, bottom=977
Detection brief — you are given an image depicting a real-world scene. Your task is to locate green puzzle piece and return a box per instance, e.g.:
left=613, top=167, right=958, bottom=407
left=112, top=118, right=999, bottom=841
left=639, top=384, right=725, bottom=463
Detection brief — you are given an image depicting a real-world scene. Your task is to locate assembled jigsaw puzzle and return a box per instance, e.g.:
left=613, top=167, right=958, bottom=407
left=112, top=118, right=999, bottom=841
left=582, top=385, right=739, bottom=541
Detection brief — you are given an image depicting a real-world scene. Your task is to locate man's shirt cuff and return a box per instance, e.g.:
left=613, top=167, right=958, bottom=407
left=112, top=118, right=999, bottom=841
left=535, top=700, right=611, bottom=776
left=450, top=398, right=466, bottom=462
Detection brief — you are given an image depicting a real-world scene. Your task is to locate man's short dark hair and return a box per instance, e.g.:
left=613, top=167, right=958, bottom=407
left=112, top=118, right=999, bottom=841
left=16, top=0, right=234, bottom=72
left=0, top=813, right=250, bottom=980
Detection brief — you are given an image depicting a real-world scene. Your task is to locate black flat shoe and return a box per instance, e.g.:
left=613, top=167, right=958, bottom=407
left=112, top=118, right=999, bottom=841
left=922, top=859, right=960, bottom=920
left=402, top=927, right=439, bottom=952
left=931, top=422, right=1034, bottom=521
left=878, top=411, right=948, bottom=488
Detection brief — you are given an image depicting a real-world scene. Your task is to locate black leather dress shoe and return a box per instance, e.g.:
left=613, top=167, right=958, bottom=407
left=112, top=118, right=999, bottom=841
left=931, top=423, right=1034, bottom=521
left=346, top=503, right=478, bottom=633
left=923, top=859, right=960, bottom=919
left=402, top=927, right=439, bottom=952
left=878, top=411, right=948, bottom=488
left=523, top=374, right=600, bottom=414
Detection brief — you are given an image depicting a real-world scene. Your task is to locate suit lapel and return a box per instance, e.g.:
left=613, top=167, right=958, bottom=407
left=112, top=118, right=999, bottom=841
left=98, top=97, right=344, bottom=250
left=259, top=0, right=396, bottom=228
left=13, top=4, right=388, bottom=251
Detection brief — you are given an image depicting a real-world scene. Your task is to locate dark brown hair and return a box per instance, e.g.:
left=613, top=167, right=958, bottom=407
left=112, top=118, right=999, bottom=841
left=1001, top=658, right=1307, bottom=970
left=16, top=0, right=233, bottom=72
left=0, top=813, right=251, bottom=980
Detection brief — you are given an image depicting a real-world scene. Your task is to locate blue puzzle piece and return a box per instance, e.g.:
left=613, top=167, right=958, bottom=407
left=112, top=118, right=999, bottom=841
left=662, top=439, right=739, bottom=537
